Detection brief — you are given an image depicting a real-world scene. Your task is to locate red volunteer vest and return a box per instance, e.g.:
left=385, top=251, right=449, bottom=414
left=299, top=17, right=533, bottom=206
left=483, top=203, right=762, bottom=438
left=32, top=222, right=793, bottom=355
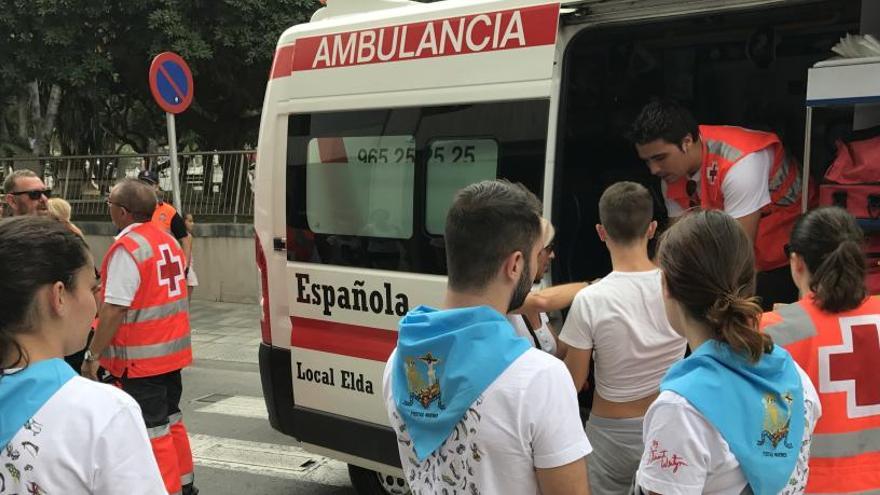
left=666, top=125, right=804, bottom=272
left=762, top=295, right=880, bottom=493
left=99, top=222, right=192, bottom=378
left=152, top=202, right=177, bottom=233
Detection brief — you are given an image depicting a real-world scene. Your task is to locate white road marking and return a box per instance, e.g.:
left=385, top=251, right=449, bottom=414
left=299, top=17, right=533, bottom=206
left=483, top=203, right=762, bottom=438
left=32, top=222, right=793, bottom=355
left=189, top=433, right=350, bottom=486
left=195, top=395, right=268, bottom=420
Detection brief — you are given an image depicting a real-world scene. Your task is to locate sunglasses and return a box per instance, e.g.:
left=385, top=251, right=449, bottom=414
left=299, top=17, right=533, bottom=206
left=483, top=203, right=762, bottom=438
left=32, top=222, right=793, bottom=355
left=10, top=189, right=51, bottom=200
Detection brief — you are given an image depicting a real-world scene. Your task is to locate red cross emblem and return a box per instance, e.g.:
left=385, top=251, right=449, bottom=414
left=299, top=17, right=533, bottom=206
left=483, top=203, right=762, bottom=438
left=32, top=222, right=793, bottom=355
left=707, top=160, right=719, bottom=185
left=156, top=244, right=185, bottom=297
left=819, top=316, right=880, bottom=418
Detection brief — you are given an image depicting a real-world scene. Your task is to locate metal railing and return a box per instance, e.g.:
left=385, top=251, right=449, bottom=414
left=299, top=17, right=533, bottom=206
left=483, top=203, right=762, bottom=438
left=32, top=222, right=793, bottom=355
left=0, top=151, right=256, bottom=223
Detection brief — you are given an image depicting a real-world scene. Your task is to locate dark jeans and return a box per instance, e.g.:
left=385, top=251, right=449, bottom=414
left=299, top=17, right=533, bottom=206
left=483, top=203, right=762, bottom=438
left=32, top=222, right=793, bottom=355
left=121, top=369, right=184, bottom=430
left=121, top=369, right=196, bottom=494
left=756, top=265, right=799, bottom=311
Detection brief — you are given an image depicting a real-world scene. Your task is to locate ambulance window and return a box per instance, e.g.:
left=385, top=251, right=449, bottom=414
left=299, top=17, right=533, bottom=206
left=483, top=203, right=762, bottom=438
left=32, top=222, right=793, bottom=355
left=286, top=99, right=549, bottom=274
left=425, top=139, right=499, bottom=235
left=304, top=135, right=415, bottom=239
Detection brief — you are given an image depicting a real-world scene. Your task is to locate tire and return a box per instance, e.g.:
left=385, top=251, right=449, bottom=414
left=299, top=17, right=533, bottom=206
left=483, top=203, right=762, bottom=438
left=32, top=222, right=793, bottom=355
left=347, top=464, right=410, bottom=495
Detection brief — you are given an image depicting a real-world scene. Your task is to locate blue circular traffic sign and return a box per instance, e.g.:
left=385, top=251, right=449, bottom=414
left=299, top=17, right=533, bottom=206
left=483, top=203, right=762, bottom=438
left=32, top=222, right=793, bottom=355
left=149, top=52, right=194, bottom=114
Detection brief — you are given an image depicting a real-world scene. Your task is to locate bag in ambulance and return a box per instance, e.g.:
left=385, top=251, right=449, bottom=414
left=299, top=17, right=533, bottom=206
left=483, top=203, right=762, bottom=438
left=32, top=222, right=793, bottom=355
left=253, top=0, right=858, bottom=492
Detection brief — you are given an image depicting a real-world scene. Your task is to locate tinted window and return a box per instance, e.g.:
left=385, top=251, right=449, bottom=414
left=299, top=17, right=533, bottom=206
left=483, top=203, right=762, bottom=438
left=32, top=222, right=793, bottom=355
left=287, top=100, right=549, bottom=275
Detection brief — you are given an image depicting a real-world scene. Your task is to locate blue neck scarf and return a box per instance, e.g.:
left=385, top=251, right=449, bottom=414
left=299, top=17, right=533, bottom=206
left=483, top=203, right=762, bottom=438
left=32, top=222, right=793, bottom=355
left=392, top=305, right=531, bottom=461
left=0, top=358, right=76, bottom=449
left=661, top=340, right=805, bottom=495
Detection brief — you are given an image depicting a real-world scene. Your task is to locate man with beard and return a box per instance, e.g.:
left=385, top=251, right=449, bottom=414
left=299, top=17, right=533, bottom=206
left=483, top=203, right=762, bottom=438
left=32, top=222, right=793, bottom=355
left=383, top=180, right=592, bottom=495
left=4, top=169, right=51, bottom=216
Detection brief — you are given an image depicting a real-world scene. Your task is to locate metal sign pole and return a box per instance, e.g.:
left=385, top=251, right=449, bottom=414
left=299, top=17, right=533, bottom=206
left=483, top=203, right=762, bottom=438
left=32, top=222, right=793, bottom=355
left=166, top=111, right=183, bottom=212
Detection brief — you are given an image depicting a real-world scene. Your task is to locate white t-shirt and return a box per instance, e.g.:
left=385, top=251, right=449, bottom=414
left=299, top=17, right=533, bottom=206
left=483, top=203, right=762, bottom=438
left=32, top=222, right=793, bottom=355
left=665, top=148, right=773, bottom=219
left=103, top=223, right=142, bottom=307
left=508, top=313, right=557, bottom=355
left=2, top=375, right=166, bottom=494
left=560, top=270, right=687, bottom=402
left=636, top=365, right=821, bottom=495
left=383, top=348, right=592, bottom=495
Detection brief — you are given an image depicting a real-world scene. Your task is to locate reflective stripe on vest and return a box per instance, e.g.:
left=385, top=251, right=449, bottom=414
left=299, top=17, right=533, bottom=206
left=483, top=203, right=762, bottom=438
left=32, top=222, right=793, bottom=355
left=125, top=299, right=189, bottom=324
left=104, top=334, right=190, bottom=361
left=764, top=303, right=818, bottom=346
left=704, top=138, right=744, bottom=163
left=812, top=426, right=880, bottom=458
left=126, top=230, right=154, bottom=263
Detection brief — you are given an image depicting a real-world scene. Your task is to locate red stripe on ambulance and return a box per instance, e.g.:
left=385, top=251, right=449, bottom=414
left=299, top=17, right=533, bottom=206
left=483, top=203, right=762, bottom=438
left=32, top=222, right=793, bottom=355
left=290, top=316, right=397, bottom=361
left=287, top=3, right=559, bottom=73
left=270, top=43, right=296, bottom=79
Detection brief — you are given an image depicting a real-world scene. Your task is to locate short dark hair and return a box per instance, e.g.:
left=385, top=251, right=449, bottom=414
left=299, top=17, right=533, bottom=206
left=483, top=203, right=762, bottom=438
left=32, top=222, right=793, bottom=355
left=628, top=98, right=700, bottom=147
left=445, top=180, right=542, bottom=292
left=0, top=216, right=90, bottom=370
left=113, top=178, right=157, bottom=222
left=599, top=181, right=654, bottom=244
left=3, top=169, right=39, bottom=193
left=789, top=207, right=866, bottom=313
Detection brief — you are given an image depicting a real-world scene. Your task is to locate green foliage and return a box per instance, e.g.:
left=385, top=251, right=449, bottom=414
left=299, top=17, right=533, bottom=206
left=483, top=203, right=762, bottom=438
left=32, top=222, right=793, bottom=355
left=0, top=0, right=320, bottom=154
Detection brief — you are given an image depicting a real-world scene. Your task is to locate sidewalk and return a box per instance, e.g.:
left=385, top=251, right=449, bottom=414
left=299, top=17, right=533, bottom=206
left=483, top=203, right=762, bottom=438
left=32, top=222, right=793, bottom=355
left=188, top=300, right=262, bottom=364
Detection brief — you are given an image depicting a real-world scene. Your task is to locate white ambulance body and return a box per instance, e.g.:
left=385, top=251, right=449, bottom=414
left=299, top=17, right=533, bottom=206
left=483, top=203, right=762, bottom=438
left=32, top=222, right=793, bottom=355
left=254, top=0, right=859, bottom=492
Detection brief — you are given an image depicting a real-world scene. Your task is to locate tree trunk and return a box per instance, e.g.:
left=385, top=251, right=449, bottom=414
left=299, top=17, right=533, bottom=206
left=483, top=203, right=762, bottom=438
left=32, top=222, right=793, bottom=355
left=28, top=82, right=62, bottom=159
left=28, top=81, right=43, bottom=155
left=16, top=96, right=28, bottom=142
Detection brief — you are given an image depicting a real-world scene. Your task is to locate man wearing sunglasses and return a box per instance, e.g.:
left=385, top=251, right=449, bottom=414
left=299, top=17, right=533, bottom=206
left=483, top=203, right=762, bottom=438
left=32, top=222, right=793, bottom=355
left=629, top=98, right=805, bottom=310
left=3, top=169, right=51, bottom=216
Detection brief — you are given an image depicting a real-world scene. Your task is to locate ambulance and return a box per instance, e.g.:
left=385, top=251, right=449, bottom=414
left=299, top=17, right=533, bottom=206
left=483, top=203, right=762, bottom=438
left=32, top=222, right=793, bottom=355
left=254, top=0, right=860, bottom=492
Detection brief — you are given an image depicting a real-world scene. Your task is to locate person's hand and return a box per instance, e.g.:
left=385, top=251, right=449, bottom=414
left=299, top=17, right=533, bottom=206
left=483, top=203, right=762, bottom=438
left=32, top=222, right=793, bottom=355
left=81, top=359, right=100, bottom=381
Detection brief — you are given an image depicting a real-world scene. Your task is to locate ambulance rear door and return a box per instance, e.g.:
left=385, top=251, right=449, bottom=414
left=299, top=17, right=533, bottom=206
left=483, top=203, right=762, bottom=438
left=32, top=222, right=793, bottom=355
left=257, top=0, right=563, bottom=476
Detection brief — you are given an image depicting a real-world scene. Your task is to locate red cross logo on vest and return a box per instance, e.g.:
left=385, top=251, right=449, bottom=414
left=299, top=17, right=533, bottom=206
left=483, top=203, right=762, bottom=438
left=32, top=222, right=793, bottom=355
left=156, top=244, right=185, bottom=297
left=819, top=316, right=880, bottom=418
left=707, top=160, right=719, bottom=185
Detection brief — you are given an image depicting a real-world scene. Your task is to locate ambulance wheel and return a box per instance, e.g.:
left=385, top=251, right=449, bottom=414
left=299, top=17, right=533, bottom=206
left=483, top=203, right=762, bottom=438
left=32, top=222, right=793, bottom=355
left=347, top=464, right=410, bottom=495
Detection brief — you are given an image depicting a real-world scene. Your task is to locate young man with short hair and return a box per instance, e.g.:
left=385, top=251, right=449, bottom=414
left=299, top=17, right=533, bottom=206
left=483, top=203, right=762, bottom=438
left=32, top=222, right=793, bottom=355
left=629, top=99, right=803, bottom=309
left=561, top=181, right=686, bottom=495
left=383, top=180, right=592, bottom=495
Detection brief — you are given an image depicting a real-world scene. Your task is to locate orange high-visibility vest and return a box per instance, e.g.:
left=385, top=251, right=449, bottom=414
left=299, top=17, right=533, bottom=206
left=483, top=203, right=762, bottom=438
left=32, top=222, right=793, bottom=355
left=152, top=201, right=177, bottom=233
left=763, top=295, right=880, bottom=493
left=666, top=125, right=805, bottom=272
left=99, top=222, right=191, bottom=378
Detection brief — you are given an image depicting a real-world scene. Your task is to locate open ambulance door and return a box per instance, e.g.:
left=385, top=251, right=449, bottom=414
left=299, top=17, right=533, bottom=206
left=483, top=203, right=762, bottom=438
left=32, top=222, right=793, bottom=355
left=256, top=1, right=563, bottom=493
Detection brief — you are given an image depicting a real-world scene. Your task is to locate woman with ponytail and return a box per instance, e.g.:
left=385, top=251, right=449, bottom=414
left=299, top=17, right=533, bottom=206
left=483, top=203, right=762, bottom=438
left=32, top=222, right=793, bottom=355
left=0, top=217, right=164, bottom=494
left=763, top=206, right=880, bottom=494
left=635, top=210, right=820, bottom=494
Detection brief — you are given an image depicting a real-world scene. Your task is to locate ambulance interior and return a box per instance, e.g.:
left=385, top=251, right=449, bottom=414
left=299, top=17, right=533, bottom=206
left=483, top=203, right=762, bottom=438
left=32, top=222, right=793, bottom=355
left=553, top=0, right=862, bottom=286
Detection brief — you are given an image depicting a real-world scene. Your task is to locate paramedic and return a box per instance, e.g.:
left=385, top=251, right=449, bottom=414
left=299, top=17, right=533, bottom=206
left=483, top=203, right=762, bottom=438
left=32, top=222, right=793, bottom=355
left=4, top=169, right=50, bottom=217
left=636, top=210, right=820, bottom=494
left=82, top=178, right=197, bottom=495
left=561, top=181, right=686, bottom=494
left=383, top=180, right=592, bottom=495
left=137, top=169, right=192, bottom=266
left=0, top=216, right=165, bottom=494
left=630, top=99, right=804, bottom=310
left=763, top=206, right=880, bottom=494
left=508, top=217, right=568, bottom=358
